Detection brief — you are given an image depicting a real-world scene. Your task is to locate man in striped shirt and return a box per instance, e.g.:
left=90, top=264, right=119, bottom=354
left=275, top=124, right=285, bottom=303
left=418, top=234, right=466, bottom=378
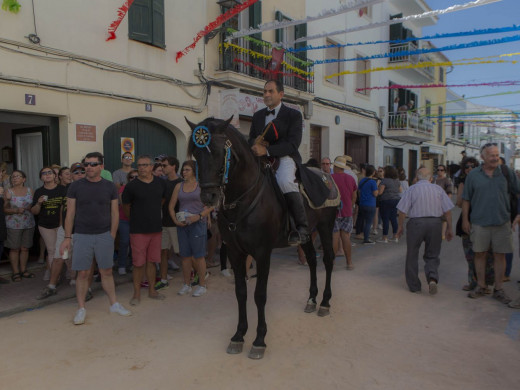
left=396, top=168, right=454, bottom=294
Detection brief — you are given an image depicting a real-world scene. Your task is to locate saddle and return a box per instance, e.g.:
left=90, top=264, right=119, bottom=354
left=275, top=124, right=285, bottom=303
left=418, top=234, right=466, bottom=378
left=261, top=158, right=340, bottom=209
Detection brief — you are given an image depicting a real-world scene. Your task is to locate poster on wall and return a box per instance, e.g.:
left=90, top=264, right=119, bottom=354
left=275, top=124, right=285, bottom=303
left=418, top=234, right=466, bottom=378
left=121, top=137, right=135, bottom=161
left=220, top=89, right=240, bottom=128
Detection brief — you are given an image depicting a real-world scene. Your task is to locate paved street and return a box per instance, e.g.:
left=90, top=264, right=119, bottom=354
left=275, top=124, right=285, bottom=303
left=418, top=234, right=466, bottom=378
left=1, top=209, right=519, bottom=389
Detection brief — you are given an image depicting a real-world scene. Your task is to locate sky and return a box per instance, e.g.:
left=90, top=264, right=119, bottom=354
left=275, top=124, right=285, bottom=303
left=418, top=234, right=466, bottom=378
left=422, top=0, right=520, bottom=113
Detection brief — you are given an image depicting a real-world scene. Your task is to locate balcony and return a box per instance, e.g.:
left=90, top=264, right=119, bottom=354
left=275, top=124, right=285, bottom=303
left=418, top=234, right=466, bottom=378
left=217, top=37, right=314, bottom=94
left=387, top=112, right=434, bottom=142
left=388, top=42, right=435, bottom=81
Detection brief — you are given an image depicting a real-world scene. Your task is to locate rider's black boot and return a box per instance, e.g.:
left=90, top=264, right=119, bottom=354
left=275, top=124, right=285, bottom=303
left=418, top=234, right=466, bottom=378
left=284, top=192, right=309, bottom=246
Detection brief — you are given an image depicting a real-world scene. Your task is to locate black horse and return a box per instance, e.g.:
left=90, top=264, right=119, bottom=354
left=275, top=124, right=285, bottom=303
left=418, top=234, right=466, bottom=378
left=187, top=117, right=337, bottom=359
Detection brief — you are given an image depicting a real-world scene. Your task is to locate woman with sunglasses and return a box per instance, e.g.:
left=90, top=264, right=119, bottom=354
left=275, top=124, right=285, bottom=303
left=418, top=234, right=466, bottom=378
left=169, top=160, right=214, bottom=297
left=31, top=167, right=67, bottom=281
left=455, top=157, right=494, bottom=292
left=3, top=170, right=36, bottom=281
left=116, top=169, right=138, bottom=276
left=37, top=163, right=85, bottom=299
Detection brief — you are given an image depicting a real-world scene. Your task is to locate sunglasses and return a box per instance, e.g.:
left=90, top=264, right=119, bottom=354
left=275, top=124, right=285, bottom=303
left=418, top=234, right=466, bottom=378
left=41, top=171, right=54, bottom=176
left=11, top=175, right=23, bottom=179
left=465, top=164, right=475, bottom=169
left=129, top=175, right=138, bottom=180
left=122, top=156, right=133, bottom=160
left=83, top=162, right=102, bottom=167
left=437, top=168, right=445, bottom=171
left=73, top=170, right=86, bottom=175
left=137, top=163, right=153, bottom=168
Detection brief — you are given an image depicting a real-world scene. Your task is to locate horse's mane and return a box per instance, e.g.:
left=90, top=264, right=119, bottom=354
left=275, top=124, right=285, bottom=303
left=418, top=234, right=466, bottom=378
left=187, top=117, right=252, bottom=159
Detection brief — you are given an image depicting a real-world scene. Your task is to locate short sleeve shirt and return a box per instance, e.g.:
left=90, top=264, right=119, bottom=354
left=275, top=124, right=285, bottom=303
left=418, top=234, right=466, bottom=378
left=32, top=185, right=67, bottom=229
left=162, top=177, right=183, bottom=227
left=112, top=169, right=129, bottom=187
left=67, top=178, right=118, bottom=234
left=122, top=176, right=166, bottom=234
left=380, top=178, right=401, bottom=201
left=359, top=178, right=377, bottom=207
left=332, top=173, right=357, bottom=217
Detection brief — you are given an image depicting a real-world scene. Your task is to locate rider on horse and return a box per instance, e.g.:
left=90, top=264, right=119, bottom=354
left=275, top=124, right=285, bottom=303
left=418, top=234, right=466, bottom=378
left=249, top=79, right=309, bottom=246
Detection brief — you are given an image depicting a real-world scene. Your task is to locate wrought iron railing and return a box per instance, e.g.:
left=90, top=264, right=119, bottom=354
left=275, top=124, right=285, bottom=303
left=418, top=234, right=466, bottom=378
left=219, top=36, right=314, bottom=93
left=389, top=42, right=435, bottom=79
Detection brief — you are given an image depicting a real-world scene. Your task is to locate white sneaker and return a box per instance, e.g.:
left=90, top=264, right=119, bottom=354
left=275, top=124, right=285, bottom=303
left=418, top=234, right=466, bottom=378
left=73, top=308, right=86, bottom=325
left=110, top=302, right=132, bottom=316
left=43, top=269, right=51, bottom=281
left=178, top=284, right=192, bottom=295
left=192, top=285, right=207, bottom=297
left=221, top=269, right=232, bottom=278
left=118, top=268, right=127, bottom=275
left=70, top=279, right=76, bottom=286
left=376, top=238, right=388, bottom=244
left=168, top=260, right=180, bottom=270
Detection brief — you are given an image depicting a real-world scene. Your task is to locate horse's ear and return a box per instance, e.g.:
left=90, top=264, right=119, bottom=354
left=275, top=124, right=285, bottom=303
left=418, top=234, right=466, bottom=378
left=185, top=117, right=197, bottom=131
left=217, top=116, right=233, bottom=131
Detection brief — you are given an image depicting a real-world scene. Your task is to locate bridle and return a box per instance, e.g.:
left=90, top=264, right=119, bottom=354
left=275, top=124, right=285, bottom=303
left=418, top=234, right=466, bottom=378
left=191, top=123, right=265, bottom=232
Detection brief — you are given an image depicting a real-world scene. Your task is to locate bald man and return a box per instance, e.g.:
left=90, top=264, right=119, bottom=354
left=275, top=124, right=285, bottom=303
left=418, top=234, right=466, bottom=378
left=396, top=168, right=454, bottom=295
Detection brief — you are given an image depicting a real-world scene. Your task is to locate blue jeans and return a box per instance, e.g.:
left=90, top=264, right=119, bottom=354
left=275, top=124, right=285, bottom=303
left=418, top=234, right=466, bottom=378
left=117, top=219, right=130, bottom=269
left=505, top=252, right=513, bottom=277
left=357, top=205, right=376, bottom=242
left=380, top=198, right=399, bottom=236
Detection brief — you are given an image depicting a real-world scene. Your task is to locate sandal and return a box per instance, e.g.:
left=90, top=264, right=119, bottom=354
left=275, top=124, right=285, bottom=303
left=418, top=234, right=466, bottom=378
left=11, top=272, right=22, bottom=282
left=20, top=270, right=35, bottom=279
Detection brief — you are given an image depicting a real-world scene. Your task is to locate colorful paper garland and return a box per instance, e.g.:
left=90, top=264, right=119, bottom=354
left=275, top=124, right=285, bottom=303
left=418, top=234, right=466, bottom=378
left=1, top=0, right=21, bottom=13
left=176, top=0, right=259, bottom=62
left=356, top=81, right=520, bottom=93
left=106, top=0, right=135, bottom=41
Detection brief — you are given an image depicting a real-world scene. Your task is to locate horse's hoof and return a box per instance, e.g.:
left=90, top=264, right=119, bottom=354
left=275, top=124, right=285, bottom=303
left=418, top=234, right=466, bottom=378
left=317, top=306, right=330, bottom=317
left=226, top=341, right=244, bottom=354
left=304, top=302, right=317, bottom=313
left=248, top=345, right=266, bottom=359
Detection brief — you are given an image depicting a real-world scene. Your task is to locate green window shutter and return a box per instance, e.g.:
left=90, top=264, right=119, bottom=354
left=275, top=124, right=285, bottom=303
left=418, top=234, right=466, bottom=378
left=152, top=0, right=165, bottom=48
left=294, top=22, right=307, bottom=59
left=275, top=11, right=283, bottom=43
left=249, top=1, right=262, bottom=40
left=129, top=0, right=153, bottom=44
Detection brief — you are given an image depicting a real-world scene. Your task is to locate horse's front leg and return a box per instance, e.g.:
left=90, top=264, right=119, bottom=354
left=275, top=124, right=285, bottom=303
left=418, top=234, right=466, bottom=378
left=249, top=249, right=271, bottom=359
left=301, top=240, right=318, bottom=313
left=227, top=248, right=248, bottom=354
left=316, top=212, right=336, bottom=317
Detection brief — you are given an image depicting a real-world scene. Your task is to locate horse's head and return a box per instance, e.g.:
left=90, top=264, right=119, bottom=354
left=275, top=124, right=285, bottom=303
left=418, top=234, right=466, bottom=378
left=186, top=116, right=235, bottom=207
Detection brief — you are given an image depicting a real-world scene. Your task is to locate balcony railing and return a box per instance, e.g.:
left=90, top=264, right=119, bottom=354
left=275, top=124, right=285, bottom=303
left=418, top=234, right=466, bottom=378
left=219, top=37, right=314, bottom=93
left=387, top=112, right=434, bottom=141
left=389, top=42, right=434, bottom=79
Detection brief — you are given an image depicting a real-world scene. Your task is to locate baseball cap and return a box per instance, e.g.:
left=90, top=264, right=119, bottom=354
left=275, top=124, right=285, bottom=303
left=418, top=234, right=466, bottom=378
left=154, top=154, right=168, bottom=161
left=70, top=162, right=83, bottom=172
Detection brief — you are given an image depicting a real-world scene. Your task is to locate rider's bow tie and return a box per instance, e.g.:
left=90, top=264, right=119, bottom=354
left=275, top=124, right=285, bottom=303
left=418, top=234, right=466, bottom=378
left=265, top=109, right=276, bottom=116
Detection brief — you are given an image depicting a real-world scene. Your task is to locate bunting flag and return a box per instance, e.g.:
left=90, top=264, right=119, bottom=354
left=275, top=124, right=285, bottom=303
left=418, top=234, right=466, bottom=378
left=415, top=91, right=520, bottom=111
left=288, top=25, right=520, bottom=53
left=232, top=59, right=313, bottom=83
left=106, top=0, right=135, bottom=41
left=226, top=0, right=383, bottom=41
left=314, top=35, right=520, bottom=65
left=289, top=0, right=501, bottom=46
left=356, top=81, right=520, bottom=93
left=325, top=56, right=518, bottom=79
left=176, top=0, right=259, bottom=62
left=220, top=42, right=314, bottom=76
left=1, top=0, right=21, bottom=13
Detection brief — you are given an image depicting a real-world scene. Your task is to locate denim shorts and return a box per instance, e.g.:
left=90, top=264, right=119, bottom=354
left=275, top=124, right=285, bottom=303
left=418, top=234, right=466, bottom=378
left=177, top=220, right=207, bottom=258
left=72, top=231, right=114, bottom=271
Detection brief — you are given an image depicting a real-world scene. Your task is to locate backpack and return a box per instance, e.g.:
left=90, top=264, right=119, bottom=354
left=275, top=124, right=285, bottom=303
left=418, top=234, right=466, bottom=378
left=500, top=165, right=519, bottom=222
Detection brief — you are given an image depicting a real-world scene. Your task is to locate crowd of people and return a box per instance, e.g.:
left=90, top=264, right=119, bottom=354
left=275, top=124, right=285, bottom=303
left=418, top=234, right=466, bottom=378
left=320, top=145, right=520, bottom=309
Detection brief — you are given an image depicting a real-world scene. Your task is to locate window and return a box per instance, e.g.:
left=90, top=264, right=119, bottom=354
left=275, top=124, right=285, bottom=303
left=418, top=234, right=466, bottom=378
left=128, top=0, right=165, bottom=48
left=451, top=116, right=456, bottom=138
left=439, top=68, right=444, bottom=83
left=355, top=55, right=370, bottom=95
left=325, top=40, right=343, bottom=87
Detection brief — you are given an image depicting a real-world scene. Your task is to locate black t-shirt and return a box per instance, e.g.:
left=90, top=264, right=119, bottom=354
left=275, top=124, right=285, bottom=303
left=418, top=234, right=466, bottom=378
left=122, top=176, right=166, bottom=234
left=162, top=177, right=183, bottom=227
left=66, top=178, right=118, bottom=234
left=32, top=185, right=67, bottom=229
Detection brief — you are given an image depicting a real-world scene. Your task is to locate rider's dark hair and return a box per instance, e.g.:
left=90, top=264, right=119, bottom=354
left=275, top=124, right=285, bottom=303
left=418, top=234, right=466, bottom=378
left=265, top=79, right=284, bottom=93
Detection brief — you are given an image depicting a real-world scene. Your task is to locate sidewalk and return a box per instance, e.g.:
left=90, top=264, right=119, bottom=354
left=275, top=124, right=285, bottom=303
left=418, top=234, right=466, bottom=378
left=0, top=262, right=133, bottom=318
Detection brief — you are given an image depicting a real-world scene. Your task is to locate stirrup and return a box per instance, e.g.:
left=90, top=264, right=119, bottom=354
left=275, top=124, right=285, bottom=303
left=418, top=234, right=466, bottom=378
left=288, top=230, right=308, bottom=246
